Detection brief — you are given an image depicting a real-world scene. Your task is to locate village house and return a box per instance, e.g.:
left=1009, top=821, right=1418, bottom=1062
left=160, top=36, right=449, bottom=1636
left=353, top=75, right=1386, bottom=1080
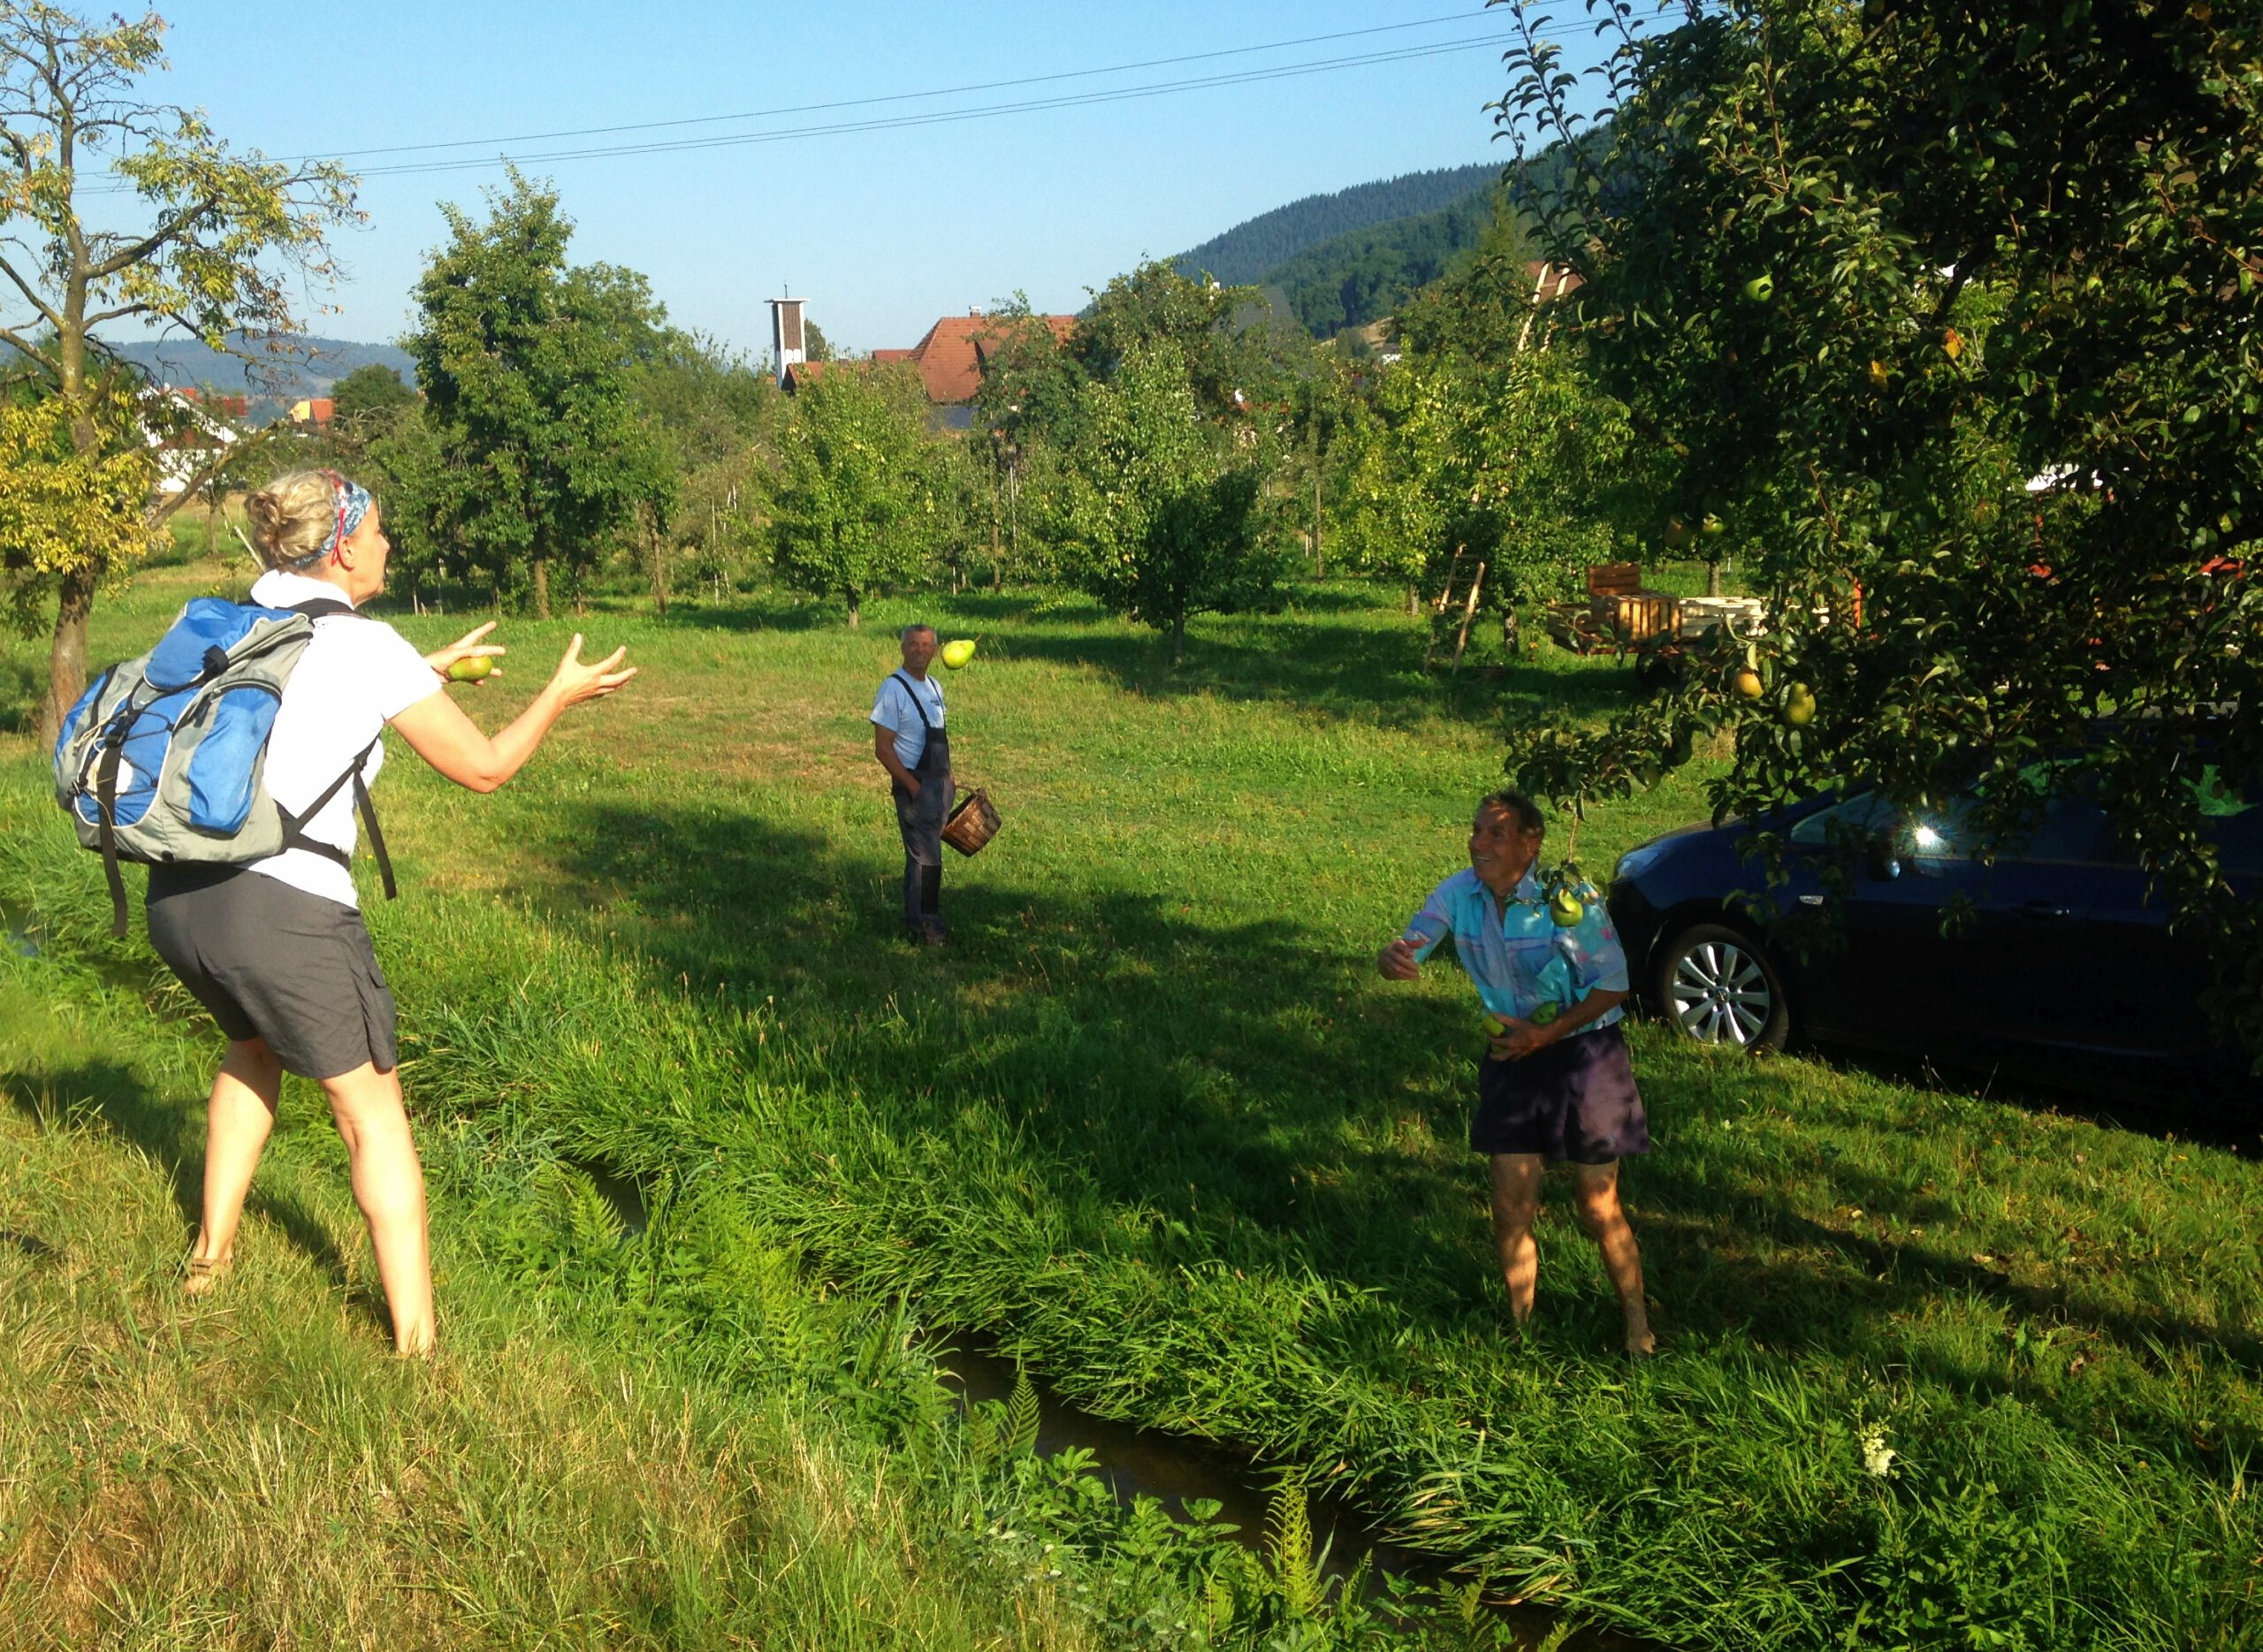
left=770, top=296, right=1076, bottom=430
left=144, top=386, right=243, bottom=495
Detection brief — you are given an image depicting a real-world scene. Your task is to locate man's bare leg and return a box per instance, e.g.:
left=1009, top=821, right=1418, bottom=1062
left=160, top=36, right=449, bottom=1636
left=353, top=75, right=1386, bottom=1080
left=321, top=1062, right=435, bottom=1357
left=1569, top=1160, right=1654, bottom=1355
left=189, top=1037, right=283, bottom=1290
left=1487, top=1153, right=1545, bottom=1322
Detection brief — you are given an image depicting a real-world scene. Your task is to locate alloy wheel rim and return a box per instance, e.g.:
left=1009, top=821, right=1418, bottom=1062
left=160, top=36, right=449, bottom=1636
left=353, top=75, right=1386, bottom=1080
left=1668, top=939, right=1772, bottom=1045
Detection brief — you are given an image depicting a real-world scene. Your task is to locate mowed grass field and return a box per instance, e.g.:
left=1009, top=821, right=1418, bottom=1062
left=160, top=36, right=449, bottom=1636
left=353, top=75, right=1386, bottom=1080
left=4, top=547, right=2261, bottom=1649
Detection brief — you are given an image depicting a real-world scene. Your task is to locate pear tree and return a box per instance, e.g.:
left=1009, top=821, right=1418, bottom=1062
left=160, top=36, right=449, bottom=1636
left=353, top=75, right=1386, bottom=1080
left=1493, top=0, right=2263, bottom=1049
left=0, top=2, right=357, bottom=742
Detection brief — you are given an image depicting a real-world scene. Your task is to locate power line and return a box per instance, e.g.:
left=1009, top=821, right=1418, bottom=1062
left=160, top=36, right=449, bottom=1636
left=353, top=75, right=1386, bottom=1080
left=293, top=11, right=1526, bottom=166
left=343, top=34, right=1532, bottom=182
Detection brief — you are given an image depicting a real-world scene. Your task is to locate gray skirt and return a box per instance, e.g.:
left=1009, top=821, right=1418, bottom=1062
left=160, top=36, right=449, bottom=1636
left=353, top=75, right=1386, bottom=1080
left=1472, top=1023, right=1650, bottom=1164
left=146, top=864, right=398, bottom=1080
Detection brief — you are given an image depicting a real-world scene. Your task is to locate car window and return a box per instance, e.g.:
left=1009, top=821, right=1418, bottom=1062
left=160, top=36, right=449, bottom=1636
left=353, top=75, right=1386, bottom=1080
left=2094, top=764, right=2261, bottom=874
left=1787, top=782, right=2107, bottom=863
left=1787, top=793, right=1893, bottom=848
left=2198, top=766, right=2261, bottom=876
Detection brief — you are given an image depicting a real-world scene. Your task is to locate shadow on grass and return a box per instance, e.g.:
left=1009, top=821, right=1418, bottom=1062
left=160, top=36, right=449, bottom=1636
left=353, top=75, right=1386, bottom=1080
left=0, top=1057, right=354, bottom=1299
left=530, top=797, right=1490, bottom=1304
left=0, top=655, right=39, bottom=737
left=971, top=615, right=1638, bottom=735
left=1806, top=1036, right=2263, bottom=1157
left=658, top=584, right=1644, bottom=734
left=522, top=795, right=2261, bottom=1465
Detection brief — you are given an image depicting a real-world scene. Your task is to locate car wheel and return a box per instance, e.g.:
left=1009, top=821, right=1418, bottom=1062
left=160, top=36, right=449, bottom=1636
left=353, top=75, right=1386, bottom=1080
left=1654, top=922, right=1791, bottom=1052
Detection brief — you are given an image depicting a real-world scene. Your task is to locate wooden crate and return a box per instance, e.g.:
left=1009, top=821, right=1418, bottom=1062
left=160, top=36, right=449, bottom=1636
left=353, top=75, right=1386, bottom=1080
left=1602, top=590, right=1680, bottom=643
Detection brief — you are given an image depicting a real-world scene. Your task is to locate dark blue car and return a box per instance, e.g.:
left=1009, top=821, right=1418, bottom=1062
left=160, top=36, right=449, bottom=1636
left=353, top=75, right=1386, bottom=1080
left=1605, top=773, right=2263, bottom=1099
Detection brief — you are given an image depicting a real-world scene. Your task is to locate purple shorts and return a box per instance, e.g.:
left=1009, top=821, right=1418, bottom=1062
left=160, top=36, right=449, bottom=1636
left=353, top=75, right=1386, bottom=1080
left=1472, top=1023, right=1650, bottom=1164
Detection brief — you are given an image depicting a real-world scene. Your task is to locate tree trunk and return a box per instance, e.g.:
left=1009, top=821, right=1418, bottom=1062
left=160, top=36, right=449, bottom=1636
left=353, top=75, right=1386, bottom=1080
left=647, top=518, right=668, bottom=616
left=1170, top=609, right=1186, bottom=664
left=1312, top=467, right=1324, bottom=580
left=848, top=594, right=861, bottom=629
left=1706, top=560, right=1722, bottom=598
left=532, top=556, right=552, bottom=619
left=38, top=563, right=98, bottom=748
left=1408, top=582, right=1419, bottom=617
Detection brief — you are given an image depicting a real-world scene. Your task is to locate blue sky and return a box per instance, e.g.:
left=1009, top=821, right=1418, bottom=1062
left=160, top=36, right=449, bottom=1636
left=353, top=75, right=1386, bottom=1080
left=133, top=2, right=1581, bottom=360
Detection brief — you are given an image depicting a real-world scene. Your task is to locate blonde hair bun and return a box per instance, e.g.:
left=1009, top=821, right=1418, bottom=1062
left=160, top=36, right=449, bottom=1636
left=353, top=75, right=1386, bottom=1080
left=245, top=469, right=352, bottom=570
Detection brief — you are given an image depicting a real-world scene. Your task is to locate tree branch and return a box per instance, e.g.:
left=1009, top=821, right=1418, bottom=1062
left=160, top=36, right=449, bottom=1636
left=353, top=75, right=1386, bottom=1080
left=0, top=323, right=60, bottom=377
left=88, top=194, right=222, bottom=281
left=0, top=252, right=62, bottom=330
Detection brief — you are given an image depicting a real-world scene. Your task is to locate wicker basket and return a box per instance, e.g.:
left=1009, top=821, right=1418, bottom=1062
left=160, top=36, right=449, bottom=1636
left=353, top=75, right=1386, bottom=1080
left=941, top=787, right=1001, bottom=857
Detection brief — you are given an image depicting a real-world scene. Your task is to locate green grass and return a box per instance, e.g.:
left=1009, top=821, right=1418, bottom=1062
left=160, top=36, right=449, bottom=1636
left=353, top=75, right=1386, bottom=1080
left=0, top=975, right=1133, bottom=1649
left=4, top=553, right=2259, bottom=1649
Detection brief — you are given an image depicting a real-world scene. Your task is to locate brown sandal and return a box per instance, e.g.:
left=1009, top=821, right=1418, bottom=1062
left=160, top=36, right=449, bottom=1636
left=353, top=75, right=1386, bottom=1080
left=182, top=1255, right=232, bottom=1298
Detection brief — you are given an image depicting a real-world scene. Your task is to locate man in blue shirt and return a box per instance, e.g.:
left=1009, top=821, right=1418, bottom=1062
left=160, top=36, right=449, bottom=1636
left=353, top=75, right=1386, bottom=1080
left=872, top=624, right=953, bottom=945
left=1378, top=788, right=1656, bottom=1355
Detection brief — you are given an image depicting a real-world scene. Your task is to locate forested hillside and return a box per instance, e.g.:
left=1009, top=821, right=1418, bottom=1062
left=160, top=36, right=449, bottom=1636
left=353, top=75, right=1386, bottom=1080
left=1266, top=187, right=1500, bottom=337
left=1169, top=162, right=1497, bottom=289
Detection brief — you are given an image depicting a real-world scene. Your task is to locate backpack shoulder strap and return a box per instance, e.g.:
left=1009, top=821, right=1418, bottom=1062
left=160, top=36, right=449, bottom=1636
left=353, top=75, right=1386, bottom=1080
left=286, top=597, right=366, bottom=621
left=274, top=734, right=399, bottom=902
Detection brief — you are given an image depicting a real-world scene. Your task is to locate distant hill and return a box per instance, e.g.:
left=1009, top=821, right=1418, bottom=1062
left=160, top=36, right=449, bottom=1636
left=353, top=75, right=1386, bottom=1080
left=104, top=335, right=415, bottom=406
left=1170, top=163, right=1500, bottom=290
left=1265, top=187, right=1500, bottom=338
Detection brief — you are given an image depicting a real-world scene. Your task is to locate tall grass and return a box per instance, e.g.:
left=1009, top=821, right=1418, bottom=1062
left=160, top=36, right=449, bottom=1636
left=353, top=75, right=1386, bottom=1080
left=4, top=556, right=2259, bottom=1648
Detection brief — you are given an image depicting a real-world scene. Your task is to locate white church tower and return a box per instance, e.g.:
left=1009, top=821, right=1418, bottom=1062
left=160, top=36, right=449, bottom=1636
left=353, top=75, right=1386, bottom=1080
left=768, top=295, right=807, bottom=386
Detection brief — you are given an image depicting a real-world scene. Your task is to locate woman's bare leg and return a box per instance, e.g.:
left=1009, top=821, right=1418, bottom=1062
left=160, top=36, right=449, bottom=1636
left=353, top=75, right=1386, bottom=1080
left=1487, top=1153, right=1545, bottom=1322
left=320, top=1062, right=435, bottom=1357
left=190, top=1037, right=283, bottom=1285
left=1569, top=1160, right=1654, bottom=1355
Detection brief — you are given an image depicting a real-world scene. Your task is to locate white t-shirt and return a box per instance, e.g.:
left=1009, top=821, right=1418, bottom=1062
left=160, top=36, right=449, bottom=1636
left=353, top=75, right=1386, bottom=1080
left=870, top=671, right=946, bottom=769
left=245, top=570, right=441, bottom=907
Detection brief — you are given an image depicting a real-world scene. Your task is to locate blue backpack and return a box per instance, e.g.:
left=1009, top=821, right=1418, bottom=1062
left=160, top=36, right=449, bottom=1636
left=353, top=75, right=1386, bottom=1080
left=53, top=596, right=396, bottom=937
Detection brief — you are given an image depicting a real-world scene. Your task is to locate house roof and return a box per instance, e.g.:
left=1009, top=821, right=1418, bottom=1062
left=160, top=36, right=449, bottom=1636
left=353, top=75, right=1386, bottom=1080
left=899, top=312, right=1076, bottom=405
left=781, top=313, right=1078, bottom=406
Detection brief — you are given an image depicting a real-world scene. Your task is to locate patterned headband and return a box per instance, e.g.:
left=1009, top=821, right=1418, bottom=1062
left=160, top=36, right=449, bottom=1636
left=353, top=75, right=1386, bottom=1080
left=289, top=470, right=372, bottom=568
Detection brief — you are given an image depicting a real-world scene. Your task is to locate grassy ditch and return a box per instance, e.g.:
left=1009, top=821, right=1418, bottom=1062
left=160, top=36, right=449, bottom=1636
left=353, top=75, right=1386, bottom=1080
left=7, top=559, right=2261, bottom=1648
left=2, top=897, right=1578, bottom=1649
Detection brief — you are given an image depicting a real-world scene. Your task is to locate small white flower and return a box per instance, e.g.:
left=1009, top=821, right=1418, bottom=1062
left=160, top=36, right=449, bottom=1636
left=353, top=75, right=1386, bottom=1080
left=1861, top=1426, right=1897, bottom=1478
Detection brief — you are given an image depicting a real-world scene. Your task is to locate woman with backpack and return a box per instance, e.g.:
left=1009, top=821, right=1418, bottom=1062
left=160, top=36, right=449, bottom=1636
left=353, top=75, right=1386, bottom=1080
left=148, top=468, right=636, bottom=1356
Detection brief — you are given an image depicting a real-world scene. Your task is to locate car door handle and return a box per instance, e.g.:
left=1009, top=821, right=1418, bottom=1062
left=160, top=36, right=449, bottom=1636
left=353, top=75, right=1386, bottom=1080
left=2017, top=901, right=2071, bottom=920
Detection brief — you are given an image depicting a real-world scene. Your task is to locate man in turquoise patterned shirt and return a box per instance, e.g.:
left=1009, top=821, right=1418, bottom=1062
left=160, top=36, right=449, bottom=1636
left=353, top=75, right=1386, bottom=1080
left=1378, top=788, right=1656, bottom=1355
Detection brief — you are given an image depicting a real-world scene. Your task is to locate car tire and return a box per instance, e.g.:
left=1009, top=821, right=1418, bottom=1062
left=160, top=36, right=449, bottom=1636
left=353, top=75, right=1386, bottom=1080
left=1653, top=922, right=1791, bottom=1052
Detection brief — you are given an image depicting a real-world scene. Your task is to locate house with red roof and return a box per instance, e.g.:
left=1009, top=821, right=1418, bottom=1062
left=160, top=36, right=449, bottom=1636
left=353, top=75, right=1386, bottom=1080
left=781, top=307, right=1077, bottom=430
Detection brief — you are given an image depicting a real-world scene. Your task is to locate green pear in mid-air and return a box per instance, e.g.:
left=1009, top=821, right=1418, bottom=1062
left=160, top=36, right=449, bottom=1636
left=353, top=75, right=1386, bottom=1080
left=446, top=655, right=495, bottom=682
left=941, top=639, right=977, bottom=670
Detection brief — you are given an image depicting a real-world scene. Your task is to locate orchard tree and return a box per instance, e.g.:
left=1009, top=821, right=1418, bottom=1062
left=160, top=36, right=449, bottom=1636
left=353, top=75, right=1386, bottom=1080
left=0, top=2, right=356, bottom=741
left=769, top=361, right=939, bottom=626
left=1339, top=344, right=1636, bottom=635
left=1048, top=342, right=1279, bottom=661
left=328, top=363, right=415, bottom=443
left=403, top=170, right=669, bottom=617
left=0, top=369, right=149, bottom=639
left=1493, top=0, right=2263, bottom=1046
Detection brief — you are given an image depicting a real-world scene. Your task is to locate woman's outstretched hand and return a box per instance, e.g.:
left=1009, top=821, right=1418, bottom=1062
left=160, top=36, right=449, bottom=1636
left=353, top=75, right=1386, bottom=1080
left=424, top=620, right=507, bottom=683
left=546, top=633, right=637, bottom=709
